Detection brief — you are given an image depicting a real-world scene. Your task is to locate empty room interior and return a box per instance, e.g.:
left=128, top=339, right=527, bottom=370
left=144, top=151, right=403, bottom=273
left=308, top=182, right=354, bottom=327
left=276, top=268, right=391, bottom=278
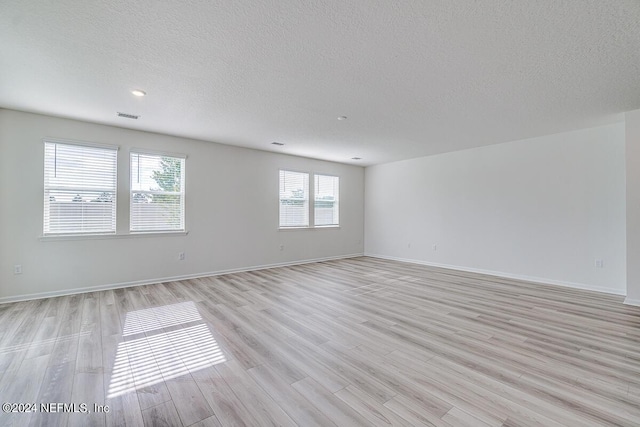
left=1, top=1, right=640, bottom=426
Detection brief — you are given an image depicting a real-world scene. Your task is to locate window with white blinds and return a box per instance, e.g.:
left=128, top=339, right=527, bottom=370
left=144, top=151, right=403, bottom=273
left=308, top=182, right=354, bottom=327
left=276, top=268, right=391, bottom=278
left=130, top=152, right=185, bottom=232
left=279, top=170, right=309, bottom=227
left=314, top=174, right=339, bottom=226
left=43, top=140, right=118, bottom=235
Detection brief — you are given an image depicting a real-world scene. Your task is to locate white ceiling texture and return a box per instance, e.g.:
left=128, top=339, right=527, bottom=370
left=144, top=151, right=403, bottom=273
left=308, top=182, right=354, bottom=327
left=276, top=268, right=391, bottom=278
left=1, top=1, right=639, bottom=165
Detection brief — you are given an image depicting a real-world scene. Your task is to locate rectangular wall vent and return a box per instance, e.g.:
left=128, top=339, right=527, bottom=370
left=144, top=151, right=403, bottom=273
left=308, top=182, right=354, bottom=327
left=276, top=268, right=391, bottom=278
left=117, top=112, right=140, bottom=119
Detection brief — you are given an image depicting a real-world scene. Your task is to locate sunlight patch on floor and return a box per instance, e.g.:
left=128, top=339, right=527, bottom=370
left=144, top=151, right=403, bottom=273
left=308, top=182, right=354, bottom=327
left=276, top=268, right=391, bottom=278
left=107, top=301, right=225, bottom=398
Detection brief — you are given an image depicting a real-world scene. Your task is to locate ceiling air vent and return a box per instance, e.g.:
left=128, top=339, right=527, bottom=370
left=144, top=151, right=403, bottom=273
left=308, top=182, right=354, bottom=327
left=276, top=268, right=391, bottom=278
left=117, top=112, right=139, bottom=119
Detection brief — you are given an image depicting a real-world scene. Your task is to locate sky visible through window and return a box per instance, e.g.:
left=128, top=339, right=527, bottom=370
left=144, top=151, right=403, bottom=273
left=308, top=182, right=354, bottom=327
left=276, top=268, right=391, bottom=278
left=130, top=154, right=165, bottom=192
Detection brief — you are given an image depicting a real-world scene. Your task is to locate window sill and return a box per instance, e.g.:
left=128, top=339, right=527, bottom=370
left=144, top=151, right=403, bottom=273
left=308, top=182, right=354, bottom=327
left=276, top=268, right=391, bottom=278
left=278, top=226, right=340, bottom=231
left=39, top=231, right=189, bottom=241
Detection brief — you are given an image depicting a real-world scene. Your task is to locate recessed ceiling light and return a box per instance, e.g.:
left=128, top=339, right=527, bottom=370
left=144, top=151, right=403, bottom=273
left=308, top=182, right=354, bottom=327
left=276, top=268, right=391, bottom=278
left=271, top=142, right=285, bottom=146
left=131, top=89, right=146, bottom=97
left=351, top=157, right=362, bottom=160
left=337, top=116, right=347, bottom=120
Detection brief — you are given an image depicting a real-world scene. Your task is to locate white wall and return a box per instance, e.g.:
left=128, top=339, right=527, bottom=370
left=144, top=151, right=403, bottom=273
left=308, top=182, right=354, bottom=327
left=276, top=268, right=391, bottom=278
left=0, top=109, right=364, bottom=302
left=365, top=124, right=626, bottom=294
left=626, top=109, right=640, bottom=304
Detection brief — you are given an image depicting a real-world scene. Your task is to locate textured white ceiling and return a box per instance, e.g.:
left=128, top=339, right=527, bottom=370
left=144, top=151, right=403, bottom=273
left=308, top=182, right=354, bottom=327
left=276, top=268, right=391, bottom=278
left=1, top=1, right=639, bottom=165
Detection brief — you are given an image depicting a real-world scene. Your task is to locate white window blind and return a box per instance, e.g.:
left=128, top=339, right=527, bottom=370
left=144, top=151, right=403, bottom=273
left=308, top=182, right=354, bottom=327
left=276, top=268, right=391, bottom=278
left=279, top=170, right=309, bottom=227
left=314, top=174, right=339, bottom=226
left=130, top=152, right=185, bottom=232
left=43, top=140, right=118, bottom=235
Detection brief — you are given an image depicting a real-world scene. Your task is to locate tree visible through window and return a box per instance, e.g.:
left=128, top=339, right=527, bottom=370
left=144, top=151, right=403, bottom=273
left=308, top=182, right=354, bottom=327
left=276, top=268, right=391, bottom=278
left=130, top=152, right=185, bottom=232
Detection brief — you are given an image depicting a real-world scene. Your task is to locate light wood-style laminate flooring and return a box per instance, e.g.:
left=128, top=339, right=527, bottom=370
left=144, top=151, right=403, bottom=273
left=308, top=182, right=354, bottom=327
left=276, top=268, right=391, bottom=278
left=1, top=257, right=639, bottom=426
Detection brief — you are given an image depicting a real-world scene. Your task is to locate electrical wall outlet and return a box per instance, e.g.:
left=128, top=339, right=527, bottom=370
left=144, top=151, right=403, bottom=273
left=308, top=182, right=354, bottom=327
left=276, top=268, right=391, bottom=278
left=178, top=252, right=185, bottom=261
left=14, top=264, right=22, bottom=274
left=433, top=244, right=437, bottom=251
left=595, top=259, right=604, bottom=268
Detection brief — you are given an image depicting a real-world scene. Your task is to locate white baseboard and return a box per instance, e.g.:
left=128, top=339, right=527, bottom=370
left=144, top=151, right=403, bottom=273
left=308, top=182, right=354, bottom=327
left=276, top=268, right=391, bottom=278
left=364, top=253, right=627, bottom=296
left=624, top=298, right=640, bottom=307
left=0, top=253, right=364, bottom=305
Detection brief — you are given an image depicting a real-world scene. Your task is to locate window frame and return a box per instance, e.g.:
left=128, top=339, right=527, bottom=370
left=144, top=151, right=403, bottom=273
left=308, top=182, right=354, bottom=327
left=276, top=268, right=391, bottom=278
left=43, top=138, right=119, bottom=236
left=278, top=169, right=340, bottom=230
left=313, top=173, right=340, bottom=228
left=279, top=169, right=310, bottom=228
left=129, top=149, right=187, bottom=233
